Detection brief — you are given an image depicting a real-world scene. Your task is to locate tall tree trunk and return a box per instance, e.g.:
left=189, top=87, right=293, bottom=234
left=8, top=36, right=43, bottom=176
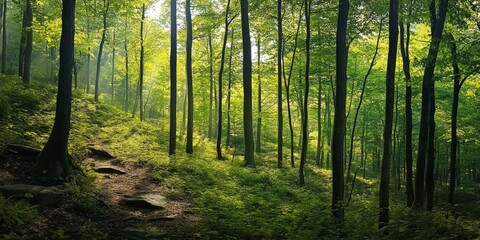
left=240, top=0, right=254, bottom=166
left=379, top=0, right=399, bottom=230
left=208, top=33, right=214, bottom=139
left=255, top=36, right=261, bottom=154
left=1, top=0, right=7, bottom=74
left=283, top=1, right=304, bottom=168
left=111, top=30, right=115, bottom=103
left=332, top=0, right=349, bottom=222
left=19, top=0, right=27, bottom=78
left=226, top=29, right=234, bottom=147
left=22, top=0, right=33, bottom=84
left=186, top=0, right=194, bottom=153
left=277, top=0, right=283, bottom=168
left=94, top=0, right=109, bottom=102
left=124, top=18, right=129, bottom=111
left=139, top=5, right=145, bottom=121
left=414, top=0, right=448, bottom=209
left=447, top=31, right=459, bottom=205
left=400, top=19, right=414, bottom=208
left=73, top=54, right=78, bottom=89
left=316, top=76, right=322, bottom=166
left=169, top=0, right=177, bottom=155
left=31, top=0, right=75, bottom=182
left=216, top=0, right=232, bottom=159
left=299, top=0, right=311, bottom=185
left=346, top=19, right=383, bottom=184
left=86, top=48, right=91, bottom=93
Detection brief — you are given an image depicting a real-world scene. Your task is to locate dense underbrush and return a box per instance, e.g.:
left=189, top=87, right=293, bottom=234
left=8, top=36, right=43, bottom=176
left=1, top=77, right=479, bottom=239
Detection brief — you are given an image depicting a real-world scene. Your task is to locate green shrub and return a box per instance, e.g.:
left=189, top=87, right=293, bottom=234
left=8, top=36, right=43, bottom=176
left=0, top=194, right=37, bottom=227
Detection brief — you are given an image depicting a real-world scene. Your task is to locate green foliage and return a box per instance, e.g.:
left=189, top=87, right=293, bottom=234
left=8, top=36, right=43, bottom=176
left=64, top=171, right=104, bottom=217
left=0, top=194, right=37, bottom=227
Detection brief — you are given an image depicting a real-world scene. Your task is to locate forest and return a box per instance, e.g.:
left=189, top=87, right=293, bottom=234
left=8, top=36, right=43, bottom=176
left=0, top=0, right=479, bottom=238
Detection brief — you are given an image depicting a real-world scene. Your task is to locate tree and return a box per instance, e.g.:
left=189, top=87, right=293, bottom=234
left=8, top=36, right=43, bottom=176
left=299, top=0, right=311, bottom=185
left=1, top=0, right=6, bottom=74
left=139, top=4, right=145, bottom=121
left=111, top=30, right=116, bottom=103
left=277, top=0, right=283, bottom=168
left=186, top=0, right=193, bottom=154
left=255, top=36, right=261, bottom=154
left=240, top=0, right=254, bottom=166
left=379, top=0, right=399, bottom=230
left=169, top=0, right=177, bottom=155
left=399, top=18, right=414, bottom=207
left=19, top=0, right=33, bottom=84
left=414, top=0, right=448, bottom=210
left=31, top=0, right=75, bottom=182
left=94, top=0, right=109, bottom=102
left=332, top=0, right=349, bottom=222
left=445, top=31, right=479, bottom=205
left=216, top=0, right=233, bottom=160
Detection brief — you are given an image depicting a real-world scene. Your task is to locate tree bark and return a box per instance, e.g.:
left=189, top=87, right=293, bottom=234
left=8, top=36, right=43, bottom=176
left=379, top=0, right=398, bottom=230
left=31, top=0, right=75, bottom=182
left=346, top=18, right=383, bottom=185
left=277, top=0, right=283, bottom=168
left=22, top=0, right=33, bottom=84
left=186, top=0, right=194, bottom=153
left=332, top=0, right=349, bottom=222
left=413, top=0, right=448, bottom=209
left=216, top=0, right=232, bottom=159
left=111, top=30, right=115, bottom=103
left=208, top=33, right=214, bottom=139
left=400, top=20, right=414, bottom=208
left=169, top=0, right=177, bottom=155
left=226, top=29, right=234, bottom=147
left=1, top=0, right=7, bottom=74
left=299, top=0, right=311, bottom=185
left=94, top=0, right=109, bottom=102
left=283, top=1, right=304, bottom=168
left=124, top=17, right=129, bottom=111
left=240, top=0, right=254, bottom=166
left=255, top=36, right=261, bottom=154
left=139, top=5, right=145, bottom=121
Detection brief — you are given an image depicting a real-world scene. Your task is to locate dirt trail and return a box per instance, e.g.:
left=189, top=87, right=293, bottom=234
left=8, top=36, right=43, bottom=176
left=0, top=145, right=202, bottom=239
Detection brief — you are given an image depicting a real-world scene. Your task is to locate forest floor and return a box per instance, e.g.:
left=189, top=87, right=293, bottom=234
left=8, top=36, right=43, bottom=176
left=1, top=78, right=479, bottom=239
left=0, top=144, right=203, bottom=239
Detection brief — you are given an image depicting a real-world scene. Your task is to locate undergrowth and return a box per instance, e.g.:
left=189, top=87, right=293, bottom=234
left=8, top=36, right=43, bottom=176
left=1, top=76, right=479, bottom=239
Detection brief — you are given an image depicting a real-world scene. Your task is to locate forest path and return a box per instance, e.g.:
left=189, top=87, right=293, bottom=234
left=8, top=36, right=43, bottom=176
left=81, top=146, right=201, bottom=239
left=0, top=144, right=201, bottom=239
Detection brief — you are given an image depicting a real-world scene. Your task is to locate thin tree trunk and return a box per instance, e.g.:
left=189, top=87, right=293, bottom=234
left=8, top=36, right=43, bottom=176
left=255, top=36, right=261, bottom=154
left=316, top=76, right=322, bottom=166
left=400, top=19, right=414, bottom=208
left=277, top=0, right=283, bottom=168
left=299, top=0, right=311, bottom=185
left=1, top=0, right=7, bottom=74
left=169, top=0, right=177, bottom=155
left=283, top=1, right=304, bottom=168
left=94, top=0, right=109, bottom=102
left=240, top=0, right=254, bottom=166
left=208, top=33, right=214, bottom=139
left=332, top=0, right=349, bottom=222
left=346, top=18, right=383, bottom=184
left=379, top=0, right=398, bottom=230
left=414, top=0, right=448, bottom=209
left=186, top=0, right=194, bottom=153
left=22, top=0, right=33, bottom=84
left=217, top=0, right=232, bottom=159
left=447, top=31, right=459, bottom=205
left=226, top=29, right=234, bottom=147
left=19, top=0, right=27, bottom=78
left=73, top=54, right=78, bottom=89
left=139, top=5, right=145, bottom=121
left=124, top=18, right=129, bottom=111
left=111, top=30, right=116, bottom=103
